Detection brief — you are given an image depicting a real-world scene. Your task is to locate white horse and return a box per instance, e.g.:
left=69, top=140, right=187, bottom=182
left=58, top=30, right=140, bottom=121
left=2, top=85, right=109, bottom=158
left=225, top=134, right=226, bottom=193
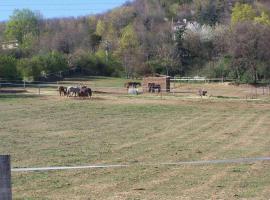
left=67, top=86, right=80, bottom=97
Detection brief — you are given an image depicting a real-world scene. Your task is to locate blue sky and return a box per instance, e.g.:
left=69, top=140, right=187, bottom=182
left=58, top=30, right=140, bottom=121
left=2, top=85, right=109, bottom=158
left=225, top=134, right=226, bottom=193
left=0, top=0, right=128, bottom=21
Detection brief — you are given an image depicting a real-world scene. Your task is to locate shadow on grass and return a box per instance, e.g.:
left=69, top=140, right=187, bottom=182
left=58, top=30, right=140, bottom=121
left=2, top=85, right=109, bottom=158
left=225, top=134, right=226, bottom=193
left=0, top=94, right=39, bottom=99
left=214, top=95, right=240, bottom=99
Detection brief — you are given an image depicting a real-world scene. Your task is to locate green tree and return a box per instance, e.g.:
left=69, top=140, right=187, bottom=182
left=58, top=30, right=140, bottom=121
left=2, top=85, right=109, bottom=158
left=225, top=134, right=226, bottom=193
left=5, top=9, right=41, bottom=44
left=119, top=24, right=139, bottom=50
left=39, top=51, right=68, bottom=76
left=119, top=24, right=140, bottom=78
left=17, top=51, right=68, bottom=81
left=231, top=3, right=256, bottom=24
left=0, top=55, right=17, bottom=80
left=95, top=20, right=106, bottom=37
left=17, top=58, right=42, bottom=81
left=254, top=11, right=270, bottom=26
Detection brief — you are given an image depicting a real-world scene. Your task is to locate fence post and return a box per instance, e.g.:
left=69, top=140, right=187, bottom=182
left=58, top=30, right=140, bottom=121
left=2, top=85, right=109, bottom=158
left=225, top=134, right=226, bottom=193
left=0, top=155, right=12, bottom=200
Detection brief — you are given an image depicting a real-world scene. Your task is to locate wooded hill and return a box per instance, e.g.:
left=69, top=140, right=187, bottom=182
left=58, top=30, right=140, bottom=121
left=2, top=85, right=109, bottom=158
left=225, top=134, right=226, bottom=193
left=0, top=0, right=270, bottom=83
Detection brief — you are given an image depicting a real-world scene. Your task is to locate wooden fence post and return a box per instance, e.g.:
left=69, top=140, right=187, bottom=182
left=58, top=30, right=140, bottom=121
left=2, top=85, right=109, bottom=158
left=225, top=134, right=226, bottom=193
left=0, top=155, right=12, bottom=200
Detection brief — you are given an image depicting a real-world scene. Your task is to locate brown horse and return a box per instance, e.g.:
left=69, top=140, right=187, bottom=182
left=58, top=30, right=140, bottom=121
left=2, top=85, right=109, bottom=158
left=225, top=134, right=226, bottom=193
left=148, top=83, right=161, bottom=93
left=58, top=86, right=67, bottom=96
left=78, top=86, right=92, bottom=98
left=124, top=82, right=141, bottom=89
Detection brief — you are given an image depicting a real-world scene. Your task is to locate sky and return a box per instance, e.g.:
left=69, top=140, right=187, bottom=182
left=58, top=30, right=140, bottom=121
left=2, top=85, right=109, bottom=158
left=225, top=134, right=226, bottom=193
left=0, top=0, right=128, bottom=21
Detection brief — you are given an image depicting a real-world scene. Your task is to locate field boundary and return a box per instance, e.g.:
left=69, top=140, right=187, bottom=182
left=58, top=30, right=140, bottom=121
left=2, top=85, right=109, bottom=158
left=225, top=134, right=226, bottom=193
left=12, top=157, right=270, bottom=172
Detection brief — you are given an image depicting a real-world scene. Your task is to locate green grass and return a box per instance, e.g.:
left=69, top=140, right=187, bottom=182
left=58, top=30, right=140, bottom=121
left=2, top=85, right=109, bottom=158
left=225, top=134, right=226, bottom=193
left=1, top=87, right=270, bottom=199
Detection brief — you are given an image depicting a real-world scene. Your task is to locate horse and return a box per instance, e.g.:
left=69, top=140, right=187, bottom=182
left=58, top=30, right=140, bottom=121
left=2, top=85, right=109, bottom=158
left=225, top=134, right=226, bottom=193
left=148, top=83, right=161, bottom=93
left=67, top=86, right=80, bottom=97
left=124, top=82, right=141, bottom=89
left=198, top=89, right=207, bottom=97
left=78, top=86, right=92, bottom=98
left=58, top=86, right=67, bottom=96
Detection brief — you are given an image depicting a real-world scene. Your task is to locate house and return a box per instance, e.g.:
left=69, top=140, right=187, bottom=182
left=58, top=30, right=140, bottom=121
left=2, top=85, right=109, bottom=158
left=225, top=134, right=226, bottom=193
left=1, top=40, right=19, bottom=50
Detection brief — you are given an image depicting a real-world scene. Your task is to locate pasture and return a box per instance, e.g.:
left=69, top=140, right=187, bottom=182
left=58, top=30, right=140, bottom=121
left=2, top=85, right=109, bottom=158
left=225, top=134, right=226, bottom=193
left=1, top=77, right=270, bottom=199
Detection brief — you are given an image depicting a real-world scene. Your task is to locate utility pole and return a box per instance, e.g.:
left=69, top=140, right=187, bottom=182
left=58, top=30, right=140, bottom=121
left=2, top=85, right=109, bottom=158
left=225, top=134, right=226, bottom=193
left=0, top=155, right=12, bottom=200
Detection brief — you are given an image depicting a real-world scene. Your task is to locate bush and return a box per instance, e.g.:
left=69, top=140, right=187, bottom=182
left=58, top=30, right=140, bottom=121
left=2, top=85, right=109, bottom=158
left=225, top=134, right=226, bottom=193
left=17, top=51, right=68, bottom=81
left=202, top=57, right=231, bottom=78
left=17, top=58, right=42, bottom=81
left=0, top=55, right=18, bottom=80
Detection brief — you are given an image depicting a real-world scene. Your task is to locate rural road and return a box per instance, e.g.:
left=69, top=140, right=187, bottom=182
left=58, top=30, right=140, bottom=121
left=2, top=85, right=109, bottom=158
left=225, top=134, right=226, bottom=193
left=12, top=157, right=270, bottom=172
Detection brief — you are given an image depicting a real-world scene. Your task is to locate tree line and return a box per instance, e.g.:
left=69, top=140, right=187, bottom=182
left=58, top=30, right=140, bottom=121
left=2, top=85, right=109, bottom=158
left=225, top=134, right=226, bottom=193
left=0, top=0, right=270, bottom=83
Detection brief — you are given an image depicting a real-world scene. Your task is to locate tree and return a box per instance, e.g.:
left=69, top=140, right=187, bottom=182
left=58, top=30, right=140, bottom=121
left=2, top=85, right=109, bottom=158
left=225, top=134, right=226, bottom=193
left=155, top=26, right=178, bottom=76
left=17, top=58, right=42, bottom=81
left=195, top=0, right=218, bottom=25
left=5, top=9, right=41, bottom=44
left=95, top=20, right=106, bottom=37
left=228, top=22, right=264, bottom=83
left=119, top=24, right=140, bottom=78
left=17, top=51, right=68, bottom=81
left=254, top=11, right=270, bottom=25
left=231, top=3, right=256, bottom=24
left=0, top=56, right=17, bottom=80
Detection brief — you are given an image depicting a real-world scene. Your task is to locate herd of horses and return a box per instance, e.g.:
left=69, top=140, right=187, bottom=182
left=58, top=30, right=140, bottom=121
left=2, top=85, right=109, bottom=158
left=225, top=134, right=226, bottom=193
left=58, top=84, right=207, bottom=98
left=58, top=86, right=92, bottom=97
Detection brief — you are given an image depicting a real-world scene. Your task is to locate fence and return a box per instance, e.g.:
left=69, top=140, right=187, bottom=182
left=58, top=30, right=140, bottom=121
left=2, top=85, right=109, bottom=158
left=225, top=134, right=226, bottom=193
left=1, top=80, right=270, bottom=100
left=0, top=155, right=12, bottom=200
left=171, top=77, right=235, bottom=83
left=2, top=154, right=270, bottom=199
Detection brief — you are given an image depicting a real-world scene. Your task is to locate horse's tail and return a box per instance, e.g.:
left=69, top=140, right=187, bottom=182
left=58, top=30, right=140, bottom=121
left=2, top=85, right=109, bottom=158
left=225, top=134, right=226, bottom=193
left=89, top=88, right=92, bottom=98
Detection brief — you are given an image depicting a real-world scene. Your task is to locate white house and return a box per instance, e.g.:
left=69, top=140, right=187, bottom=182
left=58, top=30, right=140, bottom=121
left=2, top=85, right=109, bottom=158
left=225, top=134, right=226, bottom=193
left=1, top=40, right=19, bottom=50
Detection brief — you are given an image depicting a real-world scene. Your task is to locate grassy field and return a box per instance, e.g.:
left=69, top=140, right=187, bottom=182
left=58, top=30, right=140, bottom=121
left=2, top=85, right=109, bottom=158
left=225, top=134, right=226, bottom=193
left=1, top=78, right=270, bottom=199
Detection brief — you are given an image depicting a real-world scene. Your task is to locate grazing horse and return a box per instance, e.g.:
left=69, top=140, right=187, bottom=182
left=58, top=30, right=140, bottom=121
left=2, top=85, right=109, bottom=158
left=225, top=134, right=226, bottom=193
left=67, top=86, right=80, bottom=97
left=58, top=86, right=67, bottom=96
left=79, top=86, right=92, bottom=98
left=198, top=89, right=207, bottom=97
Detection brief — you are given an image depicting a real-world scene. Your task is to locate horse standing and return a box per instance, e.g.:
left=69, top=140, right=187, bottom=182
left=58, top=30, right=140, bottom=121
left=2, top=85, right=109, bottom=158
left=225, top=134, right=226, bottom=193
left=79, top=86, right=92, bottom=98
left=148, top=83, right=161, bottom=93
left=58, top=86, right=67, bottom=96
left=67, top=86, right=80, bottom=97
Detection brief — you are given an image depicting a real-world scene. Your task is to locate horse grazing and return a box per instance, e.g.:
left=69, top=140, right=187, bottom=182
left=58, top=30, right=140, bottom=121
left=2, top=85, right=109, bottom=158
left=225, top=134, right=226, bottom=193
left=58, top=86, right=67, bottom=96
left=79, top=86, right=92, bottom=98
left=198, top=89, right=207, bottom=97
left=67, top=86, right=80, bottom=97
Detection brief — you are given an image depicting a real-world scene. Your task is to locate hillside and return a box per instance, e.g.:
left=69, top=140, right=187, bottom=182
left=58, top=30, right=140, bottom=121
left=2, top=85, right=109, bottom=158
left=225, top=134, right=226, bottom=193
left=0, top=0, right=270, bottom=83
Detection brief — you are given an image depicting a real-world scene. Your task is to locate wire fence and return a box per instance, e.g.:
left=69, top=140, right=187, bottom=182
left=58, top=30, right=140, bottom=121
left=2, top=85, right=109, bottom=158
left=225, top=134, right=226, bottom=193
left=10, top=156, right=270, bottom=173
left=1, top=80, right=270, bottom=99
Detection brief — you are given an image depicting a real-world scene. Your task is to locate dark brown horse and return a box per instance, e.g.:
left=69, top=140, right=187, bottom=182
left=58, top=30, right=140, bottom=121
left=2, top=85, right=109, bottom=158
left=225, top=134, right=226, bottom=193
left=58, top=86, right=67, bottom=96
left=78, top=86, right=92, bottom=98
left=148, top=83, right=161, bottom=93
